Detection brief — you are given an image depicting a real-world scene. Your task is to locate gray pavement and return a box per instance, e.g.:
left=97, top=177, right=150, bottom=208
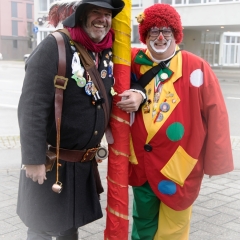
left=0, top=137, right=240, bottom=240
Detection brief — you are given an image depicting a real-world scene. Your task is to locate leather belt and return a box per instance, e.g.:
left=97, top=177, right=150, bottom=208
left=49, top=146, right=98, bottom=163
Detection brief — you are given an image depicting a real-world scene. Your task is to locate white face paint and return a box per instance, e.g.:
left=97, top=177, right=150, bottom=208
left=146, top=30, right=176, bottom=61
left=149, top=38, right=172, bottom=53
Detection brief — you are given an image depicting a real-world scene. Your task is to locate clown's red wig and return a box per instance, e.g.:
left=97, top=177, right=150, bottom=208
left=138, top=4, right=183, bottom=44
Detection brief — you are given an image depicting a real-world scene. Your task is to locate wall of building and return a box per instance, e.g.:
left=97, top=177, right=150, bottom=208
left=182, top=30, right=202, bottom=56
left=0, top=0, right=34, bottom=60
left=175, top=3, right=240, bottom=29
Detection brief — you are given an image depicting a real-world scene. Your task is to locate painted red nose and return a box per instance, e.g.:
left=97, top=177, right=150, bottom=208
left=158, top=33, right=164, bottom=40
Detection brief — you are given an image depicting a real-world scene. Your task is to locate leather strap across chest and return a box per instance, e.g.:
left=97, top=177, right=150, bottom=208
left=59, top=28, right=110, bottom=130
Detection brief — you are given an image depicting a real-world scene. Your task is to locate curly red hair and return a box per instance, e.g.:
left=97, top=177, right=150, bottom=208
left=138, top=4, right=183, bottom=44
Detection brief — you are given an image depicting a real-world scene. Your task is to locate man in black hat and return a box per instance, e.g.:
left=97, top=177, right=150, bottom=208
left=17, top=1, right=125, bottom=239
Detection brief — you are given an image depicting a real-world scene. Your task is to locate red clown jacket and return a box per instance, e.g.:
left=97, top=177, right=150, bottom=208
left=129, top=47, right=234, bottom=211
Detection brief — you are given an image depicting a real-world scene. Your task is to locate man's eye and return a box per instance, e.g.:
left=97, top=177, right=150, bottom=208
left=163, top=30, right=171, bottom=35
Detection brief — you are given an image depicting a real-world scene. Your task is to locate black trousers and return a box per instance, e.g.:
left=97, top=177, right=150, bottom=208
left=27, top=227, right=78, bottom=240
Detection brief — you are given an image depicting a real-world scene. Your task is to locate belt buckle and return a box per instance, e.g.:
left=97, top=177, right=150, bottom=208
left=82, top=147, right=98, bottom=162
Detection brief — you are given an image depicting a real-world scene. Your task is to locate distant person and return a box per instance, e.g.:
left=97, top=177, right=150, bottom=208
left=117, top=4, right=234, bottom=240
left=17, top=0, right=125, bottom=239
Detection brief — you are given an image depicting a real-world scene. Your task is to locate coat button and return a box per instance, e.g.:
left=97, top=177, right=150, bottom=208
left=94, top=131, right=98, bottom=135
left=144, top=144, right=152, bottom=152
left=97, top=105, right=101, bottom=109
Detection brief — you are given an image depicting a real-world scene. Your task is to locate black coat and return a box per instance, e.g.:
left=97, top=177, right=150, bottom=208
left=17, top=32, right=114, bottom=232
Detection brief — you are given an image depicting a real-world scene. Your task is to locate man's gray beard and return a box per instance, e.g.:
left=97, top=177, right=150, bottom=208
left=150, top=39, right=172, bottom=53
left=83, top=26, right=107, bottom=43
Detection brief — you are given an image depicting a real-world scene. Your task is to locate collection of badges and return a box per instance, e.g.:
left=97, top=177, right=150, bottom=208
left=143, top=71, right=176, bottom=123
left=69, top=40, right=117, bottom=105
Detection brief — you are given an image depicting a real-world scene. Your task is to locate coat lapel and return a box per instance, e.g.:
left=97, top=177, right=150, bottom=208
left=140, top=49, right=183, bottom=143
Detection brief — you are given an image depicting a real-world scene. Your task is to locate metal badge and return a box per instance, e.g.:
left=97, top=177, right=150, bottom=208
left=95, top=146, right=108, bottom=160
left=101, top=70, right=107, bottom=79
left=143, top=99, right=151, bottom=114
left=160, top=102, right=170, bottom=112
left=108, top=61, right=113, bottom=77
left=166, top=92, right=174, bottom=98
left=110, top=87, right=117, bottom=96
left=76, top=77, right=86, bottom=87
left=85, top=82, right=93, bottom=96
left=154, top=92, right=160, bottom=103
left=160, top=72, right=168, bottom=80
left=156, top=113, right=164, bottom=122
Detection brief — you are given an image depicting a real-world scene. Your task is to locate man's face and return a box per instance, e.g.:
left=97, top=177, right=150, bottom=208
left=82, top=6, right=112, bottom=43
left=146, top=27, right=176, bottom=60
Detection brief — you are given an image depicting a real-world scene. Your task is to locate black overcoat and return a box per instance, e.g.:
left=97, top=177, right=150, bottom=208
left=17, top=32, right=114, bottom=232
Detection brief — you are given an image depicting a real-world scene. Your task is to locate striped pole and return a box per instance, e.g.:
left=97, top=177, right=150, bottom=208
left=104, top=1, right=131, bottom=239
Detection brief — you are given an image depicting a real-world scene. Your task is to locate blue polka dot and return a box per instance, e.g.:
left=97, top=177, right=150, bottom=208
left=158, top=180, right=177, bottom=195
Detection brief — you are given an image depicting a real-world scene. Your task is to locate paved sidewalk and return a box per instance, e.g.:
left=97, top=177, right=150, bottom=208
left=0, top=144, right=240, bottom=240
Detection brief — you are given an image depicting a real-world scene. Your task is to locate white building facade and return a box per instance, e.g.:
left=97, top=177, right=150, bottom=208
left=34, top=0, right=240, bottom=67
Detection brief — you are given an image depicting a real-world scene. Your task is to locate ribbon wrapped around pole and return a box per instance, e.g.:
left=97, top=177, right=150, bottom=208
left=104, top=1, right=131, bottom=239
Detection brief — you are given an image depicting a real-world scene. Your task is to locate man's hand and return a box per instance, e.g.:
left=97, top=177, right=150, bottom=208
left=117, top=91, right=143, bottom=113
left=25, top=164, right=47, bottom=184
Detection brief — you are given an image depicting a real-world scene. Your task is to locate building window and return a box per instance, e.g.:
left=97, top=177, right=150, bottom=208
left=11, top=2, right=17, bottom=17
left=160, top=0, right=173, bottom=4
left=26, top=3, right=32, bottom=19
left=39, top=0, right=55, bottom=12
left=132, top=0, right=142, bottom=8
left=201, top=32, right=220, bottom=66
left=12, top=20, right=18, bottom=36
left=39, top=0, right=47, bottom=11
left=13, top=40, right=18, bottom=48
left=223, top=34, right=240, bottom=66
left=189, top=0, right=201, bottom=4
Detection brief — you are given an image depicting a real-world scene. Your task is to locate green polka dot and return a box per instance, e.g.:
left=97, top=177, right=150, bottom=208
left=166, top=122, right=184, bottom=141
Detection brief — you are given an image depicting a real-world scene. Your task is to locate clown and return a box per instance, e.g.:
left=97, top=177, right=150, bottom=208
left=117, top=4, right=234, bottom=240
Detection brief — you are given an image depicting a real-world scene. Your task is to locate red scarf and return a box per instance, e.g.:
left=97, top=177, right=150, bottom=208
left=66, top=26, right=114, bottom=53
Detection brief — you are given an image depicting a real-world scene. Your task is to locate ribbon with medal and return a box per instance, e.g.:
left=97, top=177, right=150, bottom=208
left=134, top=50, right=174, bottom=121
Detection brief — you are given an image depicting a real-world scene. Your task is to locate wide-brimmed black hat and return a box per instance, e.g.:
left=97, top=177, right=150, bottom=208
left=63, top=0, right=125, bottom=27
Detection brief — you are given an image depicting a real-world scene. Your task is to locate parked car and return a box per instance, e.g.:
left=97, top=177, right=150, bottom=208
left=23, top=54, right=30, bottom=63
left=0, top=53, right=3, bottom=60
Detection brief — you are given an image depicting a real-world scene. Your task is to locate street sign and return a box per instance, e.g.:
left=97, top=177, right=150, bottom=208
left=33, top=26, right=38, bottom=33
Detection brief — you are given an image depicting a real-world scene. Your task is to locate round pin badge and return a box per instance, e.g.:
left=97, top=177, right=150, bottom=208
left=156, top=113, right=164, bottom=122
left=160, top=102, right=170, bottom=112
left=76, top=77, right=86, bottom=87
left=96, top=146, right=108, bottom=160
left=101, top=70, right=107, bottom=79
left=160, top=72, right=168, bottom=80
left=85, top=82, right=92, bottom=96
